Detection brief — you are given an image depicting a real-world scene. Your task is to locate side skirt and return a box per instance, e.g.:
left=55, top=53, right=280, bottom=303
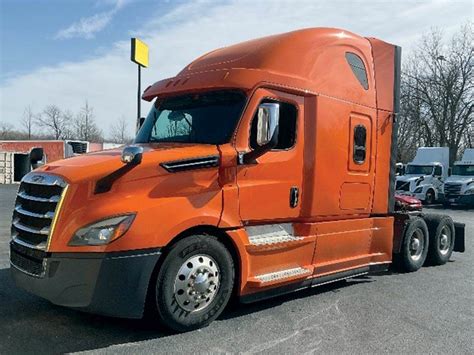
left=240, top=263, right=390, bottom=304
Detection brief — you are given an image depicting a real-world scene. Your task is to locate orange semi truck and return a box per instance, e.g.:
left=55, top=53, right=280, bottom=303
left=10, top=28, right=465, bottom=332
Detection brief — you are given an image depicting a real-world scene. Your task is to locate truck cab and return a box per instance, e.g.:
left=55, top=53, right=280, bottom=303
left=444, top=149, right=474, bottom=206
left=395, top=147, right=449, bottom=204
left=9, top=28, right=464, bottom=332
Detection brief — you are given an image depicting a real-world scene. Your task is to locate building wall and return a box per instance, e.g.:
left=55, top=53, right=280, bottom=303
left=0, top=141, right=65, bottom=163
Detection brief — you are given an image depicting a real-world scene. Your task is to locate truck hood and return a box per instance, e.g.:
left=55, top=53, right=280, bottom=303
left=445, top=176, right=474, bottom=185
left=36, top=143, right=221, bottom=184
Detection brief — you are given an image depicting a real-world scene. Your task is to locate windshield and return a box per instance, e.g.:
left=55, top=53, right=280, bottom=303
left=135, top=90, right=246, bottom=145
left=406, top=165, right=433, bottom=175
left=452, top=165, right=474, bottom=176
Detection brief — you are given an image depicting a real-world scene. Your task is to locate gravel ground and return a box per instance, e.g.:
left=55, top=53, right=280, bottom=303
left=0, top=184, right=472, bottom=354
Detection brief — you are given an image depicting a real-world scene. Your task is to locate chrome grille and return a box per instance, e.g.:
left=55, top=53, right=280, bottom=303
left=10, top=240, right=47, bottom=277
left=11, top=173, right=67, bottom=250
left=396, top=180, right=410, bottom=191
left=444, top=183, right=462, bottom=197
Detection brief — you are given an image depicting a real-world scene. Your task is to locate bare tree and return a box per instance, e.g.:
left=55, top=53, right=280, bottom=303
left=109, top=117, right=132, bottom=144
left=400, top=22, right=474, bottom=164
left=73, top=101, right=103, bottom=142
left=0, top=121, right=15, bottom=139
left=36, top=105, right=69, bottom=140
left=21, top=105, right=34, bottom=139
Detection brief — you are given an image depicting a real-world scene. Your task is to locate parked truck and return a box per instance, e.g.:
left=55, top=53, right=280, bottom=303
left=444, top=148, right=474, bottom=206
left=395, top=147, right=449, bottom=204
left=9, top=28, right=465, bottom=332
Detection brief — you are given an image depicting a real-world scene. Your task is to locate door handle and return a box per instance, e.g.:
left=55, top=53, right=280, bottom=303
left=290, top=187, right=299, bottom=208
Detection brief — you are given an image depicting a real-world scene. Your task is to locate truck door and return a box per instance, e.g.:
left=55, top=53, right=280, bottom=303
left=235, top=89, right=304, bottom=222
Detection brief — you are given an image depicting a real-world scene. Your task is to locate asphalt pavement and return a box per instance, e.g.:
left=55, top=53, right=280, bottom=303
left=0, top=184, right=472, bottom=354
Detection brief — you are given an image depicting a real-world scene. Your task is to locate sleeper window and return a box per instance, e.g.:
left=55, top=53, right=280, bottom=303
left=345, top=52, right=369, bottom=90
left=250, top=100, right=297, bottom=150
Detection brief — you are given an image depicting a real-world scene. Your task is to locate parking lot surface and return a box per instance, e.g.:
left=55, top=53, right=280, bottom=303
left=0, top=184, right=472, bottom=354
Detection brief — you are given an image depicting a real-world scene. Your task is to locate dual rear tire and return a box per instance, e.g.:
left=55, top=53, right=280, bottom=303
left=395, top=215, right=454, bottom=272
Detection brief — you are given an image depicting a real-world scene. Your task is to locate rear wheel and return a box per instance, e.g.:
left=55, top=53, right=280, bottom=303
left=424, top=214, right=455, bottom=265
left=154, top=235, right=234, bottom=332
left=394, top=217, right=429, bottom=272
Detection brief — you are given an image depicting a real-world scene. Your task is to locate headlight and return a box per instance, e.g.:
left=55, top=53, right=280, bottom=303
left=465, top=188, right=474, bottom=195
left=414, top=187, right=423, bottom=193
left=69, top=214, right=136, bottom=246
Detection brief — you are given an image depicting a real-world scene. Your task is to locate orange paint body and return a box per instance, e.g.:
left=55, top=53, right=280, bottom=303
left=24, top=28, right=400, bottom=300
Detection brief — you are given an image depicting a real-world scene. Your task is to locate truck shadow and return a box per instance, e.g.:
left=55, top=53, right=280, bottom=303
left=0, top=267, right=373, bottom=353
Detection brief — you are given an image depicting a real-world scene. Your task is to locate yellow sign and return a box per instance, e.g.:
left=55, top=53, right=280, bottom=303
left=131, top=38, right=149, bottom=67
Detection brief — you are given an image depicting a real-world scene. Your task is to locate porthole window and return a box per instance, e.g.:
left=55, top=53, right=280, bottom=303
left=345, top=52, right=369, bottom=90
left=353, top=125, right=367, bottom=164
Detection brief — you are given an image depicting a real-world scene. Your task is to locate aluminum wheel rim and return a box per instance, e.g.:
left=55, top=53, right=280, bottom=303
left=409, top=228, right=424, bottom=261
left=173, top=254, right=220, bottom=312
left=439, top=226, right=451, bottom=255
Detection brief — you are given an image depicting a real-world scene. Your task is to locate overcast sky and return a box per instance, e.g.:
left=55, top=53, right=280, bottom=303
left=0, top=0, right=472, bottom=136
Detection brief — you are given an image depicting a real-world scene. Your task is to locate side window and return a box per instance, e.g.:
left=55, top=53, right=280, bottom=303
left=345, top=52, right=369, bottom=90
left=434, top=166, right=442, bottom=176
left=353, top=125, right=367, bottom=164
left=250, top=100, right=297, bottom=150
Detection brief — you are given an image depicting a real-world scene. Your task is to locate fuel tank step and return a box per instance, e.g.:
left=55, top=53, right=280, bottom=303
left=248, top=266, right=313, bottom=287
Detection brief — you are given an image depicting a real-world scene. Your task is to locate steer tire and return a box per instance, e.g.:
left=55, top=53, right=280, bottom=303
left=154, top=235, right=234, bottom=332
left=424, top=189, right=435, bottom=205
left=423, top=214, right=455, bottom=266
left=394, top=217, right=429, bottom=272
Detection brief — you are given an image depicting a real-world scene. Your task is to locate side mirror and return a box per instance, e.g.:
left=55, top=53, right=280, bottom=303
left=240, top=103, right=280, bottom=164
left=29, top=147, right=44, bottom=169
left=121, top=145, right=143, bottom=165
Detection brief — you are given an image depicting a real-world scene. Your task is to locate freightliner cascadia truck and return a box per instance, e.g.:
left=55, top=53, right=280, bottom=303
left=10, top=28, right=465, bottom=332
left=395, top=147, right=450, bottom=205
left=444, top=149, right=474, bottom=206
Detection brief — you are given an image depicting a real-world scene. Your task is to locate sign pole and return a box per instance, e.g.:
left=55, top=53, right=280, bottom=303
left=130, top=37, right=149, bottom=129
left=137, top=64, right=141, bottom=121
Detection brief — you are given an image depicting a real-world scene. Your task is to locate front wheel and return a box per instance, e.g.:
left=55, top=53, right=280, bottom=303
left=154, top=235, right=234, bottom=332
left=424, top=189, right=435, bottom=205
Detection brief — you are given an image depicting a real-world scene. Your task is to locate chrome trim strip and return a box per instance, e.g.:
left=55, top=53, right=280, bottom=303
left=161, top=155, right=220, bottom=172
left=46, top=184, right=69, bottom=250
left=22, top=173, right=67, bottom=187
left=18, top=191, right=60, bottom=203
left=15, top=205, right=54, bottom=219
left=166, top=159, right=218, bottom=169
left=13, top=220, right=50, bottom=235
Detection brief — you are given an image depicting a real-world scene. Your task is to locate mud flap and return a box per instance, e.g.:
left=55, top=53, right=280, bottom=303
left=454, top=222, right=465, bottom=252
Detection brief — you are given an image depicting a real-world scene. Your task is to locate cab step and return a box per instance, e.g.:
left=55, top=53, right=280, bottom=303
left=249, top=234, right=304, bottom=246
left=245, top=223, right=314, bottom=252
left=248, top=266, right=313, bottom=287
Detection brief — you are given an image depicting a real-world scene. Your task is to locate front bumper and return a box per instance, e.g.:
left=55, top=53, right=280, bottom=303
left=10, top=241, right=161, bottom=318
left=445, top=194, right=474, bottom=206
